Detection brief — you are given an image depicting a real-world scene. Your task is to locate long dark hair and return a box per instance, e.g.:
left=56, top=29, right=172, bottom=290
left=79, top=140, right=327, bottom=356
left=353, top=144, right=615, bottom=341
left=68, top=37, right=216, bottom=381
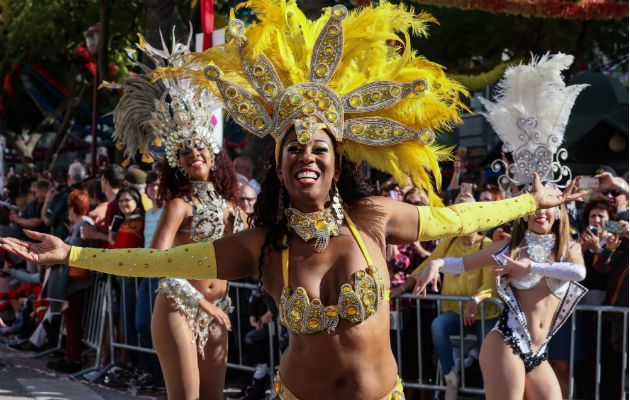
left=251, top=140, right=374, bottom=286
left=115, top=187, right=145, bottom=218
left=158, top=149, right=239, bottom=204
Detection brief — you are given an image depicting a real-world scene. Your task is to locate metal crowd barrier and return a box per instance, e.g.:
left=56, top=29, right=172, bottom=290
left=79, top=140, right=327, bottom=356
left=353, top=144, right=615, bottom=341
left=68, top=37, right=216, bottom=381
left=38, top=274, right=627, bottom=399
left=32, top=272, right=109, bottom=380
left=391, top=293, right=503, bottom=397
left=390, top=293, right=629, bottom=400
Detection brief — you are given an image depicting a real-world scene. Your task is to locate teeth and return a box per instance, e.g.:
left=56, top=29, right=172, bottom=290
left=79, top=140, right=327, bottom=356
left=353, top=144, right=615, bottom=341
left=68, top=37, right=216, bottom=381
left=297, top=171, right=318, bottom=179
left=191, top=161, right=204, bottom=166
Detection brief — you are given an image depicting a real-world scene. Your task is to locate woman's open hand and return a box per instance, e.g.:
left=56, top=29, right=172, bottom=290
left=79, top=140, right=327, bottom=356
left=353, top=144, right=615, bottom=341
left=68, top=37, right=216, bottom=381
left=529, top=173, right=586, bottom=209
left=412, top=260, right=442, bottom=297
left=0, top=230, right=71, bottom=265
left=492, top=254, right=532, bottom=285
left=199, top=298, right=232, bottom=331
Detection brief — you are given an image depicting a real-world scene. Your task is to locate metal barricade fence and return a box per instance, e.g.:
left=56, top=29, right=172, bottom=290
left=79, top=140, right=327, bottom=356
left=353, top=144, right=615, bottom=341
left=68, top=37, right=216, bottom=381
left=391, top=293, right=629, bottom=400
left=85, top=276, right=280, bottom=383
left=32, top=272, right=109, bottom=379
left=54, top=275, right=627, bottom=398
left=391, top=293, right=503, bottom=397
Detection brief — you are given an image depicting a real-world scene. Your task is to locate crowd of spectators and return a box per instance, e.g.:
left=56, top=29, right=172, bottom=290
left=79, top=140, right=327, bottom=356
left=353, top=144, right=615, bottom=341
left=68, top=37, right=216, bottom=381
left=0, top=147, right=627, bottom=399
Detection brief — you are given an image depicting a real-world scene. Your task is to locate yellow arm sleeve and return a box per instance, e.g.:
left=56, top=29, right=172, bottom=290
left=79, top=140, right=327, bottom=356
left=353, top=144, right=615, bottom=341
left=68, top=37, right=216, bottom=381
left=68, top=241, right=217, bottom=280
left=416, top=193, right=536, bottom=241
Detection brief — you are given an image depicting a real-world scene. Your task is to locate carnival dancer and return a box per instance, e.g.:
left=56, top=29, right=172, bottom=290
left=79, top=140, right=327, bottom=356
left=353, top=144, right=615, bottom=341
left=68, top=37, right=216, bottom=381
left=102, top=33, right=246, bottom=399
left=413, top=54, right=588, bottom=400
left=0, top=4, right=585, bottom=399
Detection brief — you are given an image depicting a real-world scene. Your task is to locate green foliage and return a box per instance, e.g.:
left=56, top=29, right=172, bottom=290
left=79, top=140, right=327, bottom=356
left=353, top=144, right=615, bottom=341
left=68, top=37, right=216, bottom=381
left=0, top=0, right=144, bottom=76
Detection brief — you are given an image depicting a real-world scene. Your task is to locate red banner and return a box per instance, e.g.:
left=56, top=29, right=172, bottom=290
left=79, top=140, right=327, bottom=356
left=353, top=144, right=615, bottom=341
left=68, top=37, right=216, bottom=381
left=200, top=0, right=215, bottom=50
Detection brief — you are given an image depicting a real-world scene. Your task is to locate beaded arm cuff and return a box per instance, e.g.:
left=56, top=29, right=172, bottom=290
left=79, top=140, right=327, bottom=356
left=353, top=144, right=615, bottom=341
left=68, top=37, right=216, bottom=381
left=68, top=241, right=217, bottom=280
left=530, top=262, right=586, bottom=282
left=417, top=194, right=536, bottom=241
left=440, top=257, right=465, bottom=274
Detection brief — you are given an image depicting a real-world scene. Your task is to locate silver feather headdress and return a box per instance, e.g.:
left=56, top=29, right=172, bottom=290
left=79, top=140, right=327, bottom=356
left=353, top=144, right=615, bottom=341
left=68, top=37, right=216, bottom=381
left=480, top=53, right=588, bottom=194
left=103, top=28, right=222, bottom=168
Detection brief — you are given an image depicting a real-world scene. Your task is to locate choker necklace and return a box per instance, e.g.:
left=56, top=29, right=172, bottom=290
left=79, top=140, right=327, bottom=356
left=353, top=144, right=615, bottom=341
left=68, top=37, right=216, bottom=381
left=525, top=230, right=555, bottom=263
left=285, top=207, right=341, bottom=252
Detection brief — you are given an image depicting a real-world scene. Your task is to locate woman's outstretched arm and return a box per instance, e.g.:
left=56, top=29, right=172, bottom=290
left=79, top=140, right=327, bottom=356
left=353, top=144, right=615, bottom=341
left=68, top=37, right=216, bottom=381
left=383, top=173, right=585, bottom=245
left=1, top=227, right=263, bottom=281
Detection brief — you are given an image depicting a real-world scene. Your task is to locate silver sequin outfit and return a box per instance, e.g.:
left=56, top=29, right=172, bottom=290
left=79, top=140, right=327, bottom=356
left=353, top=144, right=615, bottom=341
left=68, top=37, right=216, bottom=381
left=159, top=181, right=244, bottom=358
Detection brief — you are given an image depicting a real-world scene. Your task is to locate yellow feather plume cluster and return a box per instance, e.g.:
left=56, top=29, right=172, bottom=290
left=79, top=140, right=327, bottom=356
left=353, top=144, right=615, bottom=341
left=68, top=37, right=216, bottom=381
left=155, top=0, right=467, bottom=205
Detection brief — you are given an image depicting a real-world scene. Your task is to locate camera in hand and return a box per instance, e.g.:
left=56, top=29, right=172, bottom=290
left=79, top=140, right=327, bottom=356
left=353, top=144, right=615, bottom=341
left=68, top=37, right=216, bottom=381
left=587, top=225, right=599, bottom=236
left=110, top=215, right=124, bottom=233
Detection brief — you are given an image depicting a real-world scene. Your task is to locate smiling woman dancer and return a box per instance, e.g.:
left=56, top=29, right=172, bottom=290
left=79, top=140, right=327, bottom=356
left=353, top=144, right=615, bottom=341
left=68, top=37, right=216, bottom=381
left=103, top=36, right=245, bottom=398
left=413, top=54, right=588, bottom=400
left=0, top=3, right=584, bottom=399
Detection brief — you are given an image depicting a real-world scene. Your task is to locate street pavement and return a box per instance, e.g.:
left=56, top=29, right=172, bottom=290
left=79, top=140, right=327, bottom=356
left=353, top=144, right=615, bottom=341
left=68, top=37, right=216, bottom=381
left=0, top=349, right=163, bottom=400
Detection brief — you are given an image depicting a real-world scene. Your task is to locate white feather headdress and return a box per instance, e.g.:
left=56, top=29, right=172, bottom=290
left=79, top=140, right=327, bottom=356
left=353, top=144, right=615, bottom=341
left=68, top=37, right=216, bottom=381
left=480, top=53, right=588, bottom=193
left=103, top=28, right=222, bottom=167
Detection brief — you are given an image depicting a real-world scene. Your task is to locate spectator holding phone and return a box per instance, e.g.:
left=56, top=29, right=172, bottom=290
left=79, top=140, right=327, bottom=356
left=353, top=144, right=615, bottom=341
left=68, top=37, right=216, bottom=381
left=579, top=199, right=616, bottom=305
left=593, top=168, right=628, bottom=221
left=108, top=187, right=145, bottom=365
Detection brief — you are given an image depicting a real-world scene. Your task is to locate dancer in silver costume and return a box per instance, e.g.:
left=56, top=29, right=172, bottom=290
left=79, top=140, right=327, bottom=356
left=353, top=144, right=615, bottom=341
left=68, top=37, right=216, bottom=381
left=103, top=32, right=246, bottom=399
left=413, top=54, right=589, bottom=400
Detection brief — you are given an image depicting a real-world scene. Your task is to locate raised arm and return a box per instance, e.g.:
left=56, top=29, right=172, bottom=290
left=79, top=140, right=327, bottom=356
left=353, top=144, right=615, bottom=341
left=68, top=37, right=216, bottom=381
left=385, top=173, right=585, bottom=244
left=411, top=240, right=507, bottom=296
left=1, top=228, right=263, bottom=281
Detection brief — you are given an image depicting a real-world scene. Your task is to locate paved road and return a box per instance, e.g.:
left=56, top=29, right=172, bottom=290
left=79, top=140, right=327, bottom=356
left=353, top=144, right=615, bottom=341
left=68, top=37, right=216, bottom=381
left=0, top=349, right=162, bottom=400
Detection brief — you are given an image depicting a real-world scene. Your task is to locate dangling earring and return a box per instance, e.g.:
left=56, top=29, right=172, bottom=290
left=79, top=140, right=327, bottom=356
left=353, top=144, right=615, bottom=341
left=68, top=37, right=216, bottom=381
left=208, top=155, right=216, bottom=171
left=331, top=183, right=344, bottom=225
left=555, top=206, right=561, bottom=220
left=277, top=183, right=286, bottom=223
left=177, top=165, right=190, bottom=179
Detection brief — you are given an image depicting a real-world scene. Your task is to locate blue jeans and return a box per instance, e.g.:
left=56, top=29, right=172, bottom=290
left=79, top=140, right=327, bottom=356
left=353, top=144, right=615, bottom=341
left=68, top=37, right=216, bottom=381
left=431, top=311, right=497, bottom=374
left=119, top=277, right=138, bottom=347
left=135, top=277, right=161, bottom=375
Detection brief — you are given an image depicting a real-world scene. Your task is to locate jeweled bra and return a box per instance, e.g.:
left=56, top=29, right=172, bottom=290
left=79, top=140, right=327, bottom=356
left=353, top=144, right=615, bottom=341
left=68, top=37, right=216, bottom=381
left=185, top=181, right=244, bottom=242
left=279, top=211, right=388, bottom=334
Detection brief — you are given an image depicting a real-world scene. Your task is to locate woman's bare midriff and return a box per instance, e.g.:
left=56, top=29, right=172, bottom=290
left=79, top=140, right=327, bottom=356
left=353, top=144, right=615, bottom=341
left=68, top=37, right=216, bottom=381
left=514, top=281, right=560, bottom=351
left=278, top=306, right=398, bottom=400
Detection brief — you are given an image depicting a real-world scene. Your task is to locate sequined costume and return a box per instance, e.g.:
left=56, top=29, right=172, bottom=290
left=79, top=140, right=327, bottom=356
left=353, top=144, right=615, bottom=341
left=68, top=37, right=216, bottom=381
left=490, top=243, right=587, bottom=372
left=158, top=181, right=244, bottom=358
left=280, top=211, right=388, bottom=334
left=271, top=373, right=405, bottom=400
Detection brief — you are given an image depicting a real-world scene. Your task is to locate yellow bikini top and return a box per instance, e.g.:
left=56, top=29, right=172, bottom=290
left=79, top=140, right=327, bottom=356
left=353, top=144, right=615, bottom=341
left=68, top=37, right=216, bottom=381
left=279, top=211, right=389, bottom=334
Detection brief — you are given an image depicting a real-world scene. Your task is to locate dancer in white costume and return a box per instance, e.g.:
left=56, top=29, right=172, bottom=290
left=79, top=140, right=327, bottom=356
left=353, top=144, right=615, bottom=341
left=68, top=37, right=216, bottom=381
left=413, top=53, right=588, bottom=400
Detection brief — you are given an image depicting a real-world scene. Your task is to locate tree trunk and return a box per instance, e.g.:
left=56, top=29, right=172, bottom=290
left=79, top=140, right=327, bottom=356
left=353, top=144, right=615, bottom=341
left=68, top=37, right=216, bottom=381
left=44, top=63, right=89, bottom=169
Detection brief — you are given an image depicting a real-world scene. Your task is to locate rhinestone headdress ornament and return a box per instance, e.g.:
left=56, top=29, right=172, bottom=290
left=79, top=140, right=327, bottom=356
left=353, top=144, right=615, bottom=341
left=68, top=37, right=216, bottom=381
left=480, top=53, right=588, bottom=195
left=156, top=0, right=469, bottom=206
left=102, top=29, right=221, bottom=168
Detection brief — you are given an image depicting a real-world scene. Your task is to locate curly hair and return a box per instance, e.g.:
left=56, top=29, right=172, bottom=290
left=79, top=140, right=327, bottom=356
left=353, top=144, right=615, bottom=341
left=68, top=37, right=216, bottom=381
left=583, top=199, right=617, bottom=226
left=251, top=140, right=374, bottom=287
left=158, top=149, right=239, bottom=205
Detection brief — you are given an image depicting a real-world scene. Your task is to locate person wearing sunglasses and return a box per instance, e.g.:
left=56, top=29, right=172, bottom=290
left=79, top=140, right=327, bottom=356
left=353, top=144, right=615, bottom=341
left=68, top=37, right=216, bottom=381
left=593, top=170, right=628, bottom=221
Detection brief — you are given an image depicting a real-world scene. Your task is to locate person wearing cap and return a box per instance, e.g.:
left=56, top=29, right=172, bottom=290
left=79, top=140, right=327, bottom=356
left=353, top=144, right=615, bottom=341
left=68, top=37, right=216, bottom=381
left=125, top=168, right=153, bottom=212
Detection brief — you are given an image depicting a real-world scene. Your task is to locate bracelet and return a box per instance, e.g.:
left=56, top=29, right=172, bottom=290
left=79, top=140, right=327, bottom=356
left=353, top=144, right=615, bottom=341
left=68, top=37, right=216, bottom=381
left=440, top=257, right=465, bottom=274
left=470, top=295, right=480, bottom=304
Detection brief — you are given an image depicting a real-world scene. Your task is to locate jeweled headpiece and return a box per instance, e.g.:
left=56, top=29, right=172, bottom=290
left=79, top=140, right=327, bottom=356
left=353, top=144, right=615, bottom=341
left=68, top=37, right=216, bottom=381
left=480, top=53, right=588, bottom=195
left=156, top=0, right=468, bottom=205
left=103, top=30, right=221, bottom=168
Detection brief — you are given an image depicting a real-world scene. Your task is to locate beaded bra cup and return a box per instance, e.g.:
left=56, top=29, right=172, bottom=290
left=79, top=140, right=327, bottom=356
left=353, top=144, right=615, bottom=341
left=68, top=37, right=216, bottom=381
left=279, top=211, right=387, bottom=334
left=185, top=181, right=244, bottom=242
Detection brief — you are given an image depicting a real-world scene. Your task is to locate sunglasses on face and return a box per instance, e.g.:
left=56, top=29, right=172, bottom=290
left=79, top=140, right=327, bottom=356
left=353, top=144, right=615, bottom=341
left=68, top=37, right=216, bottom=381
left=602, top=190, right=622, bottom=197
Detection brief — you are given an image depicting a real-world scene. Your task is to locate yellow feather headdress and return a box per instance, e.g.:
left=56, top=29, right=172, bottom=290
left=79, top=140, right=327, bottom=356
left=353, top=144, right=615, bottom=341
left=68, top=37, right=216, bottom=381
left=156, top=0, right=467, bottom=205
